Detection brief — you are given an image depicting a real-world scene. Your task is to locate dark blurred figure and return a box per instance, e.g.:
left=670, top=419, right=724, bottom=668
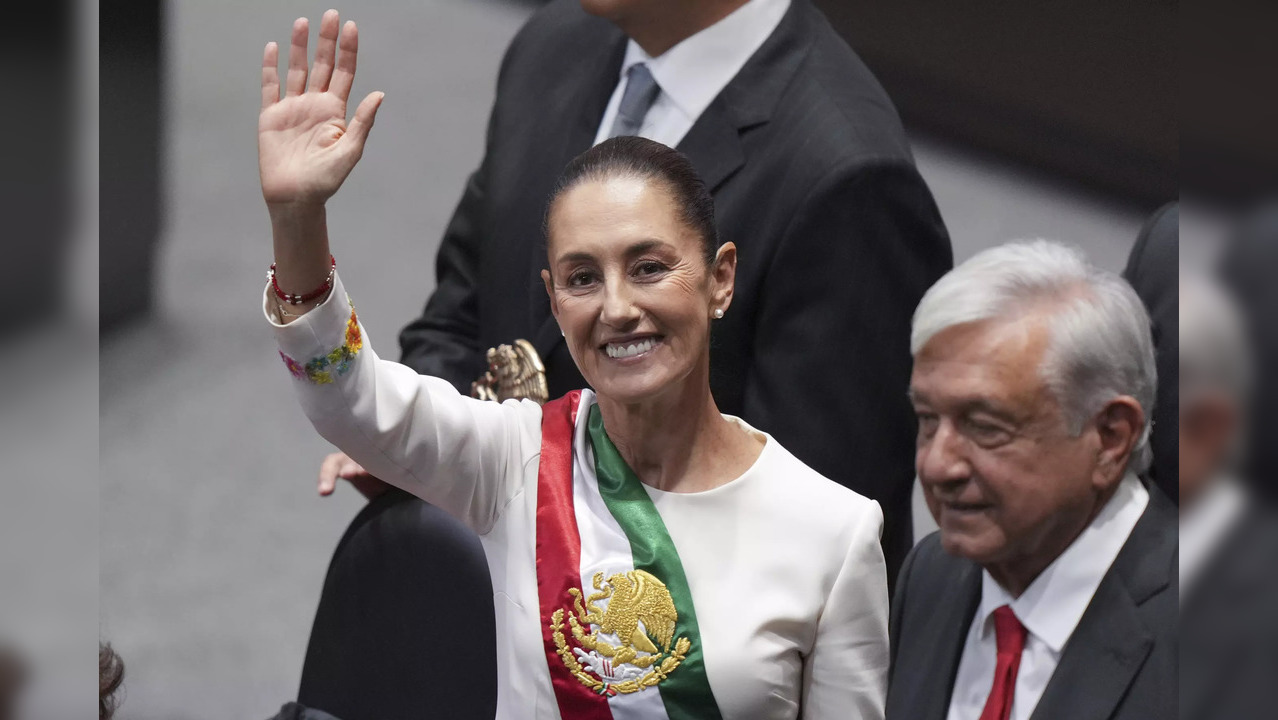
left=296, top=491, right=496, bottom=720
left=0, top=645, right=25, bottom=720
left=1219, top=202, right=1278, bottom=503
left=99, top=643, right=124, bottom=720
left=1123, top=201, right=1179, bottom=503
left=1179, top=275, right=1278, bottom=720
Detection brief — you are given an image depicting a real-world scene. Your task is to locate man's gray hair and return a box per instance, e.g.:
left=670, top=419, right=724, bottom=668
left=910, top=240, right=1157, bottom=475
left=1180, top=275, right=1253, bottom=446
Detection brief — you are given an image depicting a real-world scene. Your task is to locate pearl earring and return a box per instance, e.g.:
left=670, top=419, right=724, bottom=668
left=713, top=308, right=725, bottom=319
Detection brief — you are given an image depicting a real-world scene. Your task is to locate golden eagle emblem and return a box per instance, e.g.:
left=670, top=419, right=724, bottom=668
left=470, top=339, right=548, bottom=405
left=550, top=570, right=690, bottom=696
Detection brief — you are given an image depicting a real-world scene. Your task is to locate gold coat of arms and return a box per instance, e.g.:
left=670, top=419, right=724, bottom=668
left=470, top=339, right=549, bottom=404
left=549, top=570, right=690, bottom=696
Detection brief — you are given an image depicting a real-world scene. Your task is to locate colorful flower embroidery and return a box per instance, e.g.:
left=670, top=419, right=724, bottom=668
left=278, top=298, right=363, bottom=385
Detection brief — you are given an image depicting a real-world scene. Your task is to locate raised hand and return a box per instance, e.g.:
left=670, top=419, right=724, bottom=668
left=259, top=10, right=383, bottom=208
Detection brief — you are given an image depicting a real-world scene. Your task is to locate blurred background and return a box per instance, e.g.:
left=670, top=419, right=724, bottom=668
left=91, top=1, right=1192, bottom=717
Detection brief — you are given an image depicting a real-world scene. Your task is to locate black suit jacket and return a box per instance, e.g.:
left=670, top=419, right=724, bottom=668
left=397, top=0, right=952, bottom=582
left=885, top=487, right=1178, bottom=720
left=1123, top=201, right=1178, bottom=504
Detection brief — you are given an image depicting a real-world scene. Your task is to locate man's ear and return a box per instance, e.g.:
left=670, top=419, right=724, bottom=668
left=541, top=268, right=559, bottom=320
left=710, top=242, right=737, bottom=313
left=1093, top=396, right=1146, bottom=486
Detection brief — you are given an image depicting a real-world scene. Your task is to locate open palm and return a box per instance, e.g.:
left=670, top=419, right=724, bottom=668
left=259, top=11, right=383, bottom=207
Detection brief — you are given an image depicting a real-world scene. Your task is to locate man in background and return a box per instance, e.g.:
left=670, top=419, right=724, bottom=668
left=1179, top=274, right=1278, bottom=720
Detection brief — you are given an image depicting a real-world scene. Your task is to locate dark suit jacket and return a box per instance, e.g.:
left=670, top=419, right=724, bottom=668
left=1123, top=201, right=1178, bottom=504
left=1180, top=500, right=1278, bottom=720
left=885, top=486, right=1178, bottom=720
left=396, top=0, right=952, bottom=582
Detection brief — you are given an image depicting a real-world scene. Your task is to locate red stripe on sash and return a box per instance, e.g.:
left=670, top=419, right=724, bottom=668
left=536, top=391, right=612, bottom=719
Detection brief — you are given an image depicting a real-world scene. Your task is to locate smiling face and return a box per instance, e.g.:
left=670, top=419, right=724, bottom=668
left=909, top=314, right=1123, bottom=584
left=543, top=175, right=733, bottom=406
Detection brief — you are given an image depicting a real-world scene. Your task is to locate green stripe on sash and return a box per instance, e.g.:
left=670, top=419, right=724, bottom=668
left=588, top=405, right=724, bottom=720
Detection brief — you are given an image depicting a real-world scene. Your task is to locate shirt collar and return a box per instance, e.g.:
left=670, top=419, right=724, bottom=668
left=975, top=474, right=1150, bottom=653
left=617, top=0, right=790, bottom=123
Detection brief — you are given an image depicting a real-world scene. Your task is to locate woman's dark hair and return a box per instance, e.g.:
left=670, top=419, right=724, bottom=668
left=545, top=136, right=720, bottom=264
left=99, top=643, right=124, bottom=720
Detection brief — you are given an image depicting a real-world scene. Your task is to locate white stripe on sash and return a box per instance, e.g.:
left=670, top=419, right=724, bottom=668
left=570, top=391, right=671, bottom=720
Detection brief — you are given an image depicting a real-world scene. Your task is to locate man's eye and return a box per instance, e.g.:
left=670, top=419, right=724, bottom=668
left=916, top=413, right=939, bottom=438
left=965, top=420, right=1011, bottom=446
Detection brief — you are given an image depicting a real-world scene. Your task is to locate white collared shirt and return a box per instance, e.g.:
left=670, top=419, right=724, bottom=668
left=592, top=0, right=790, bottom=148
left=946, top=474, right=1150, bottom=720
left=1179, top=476, right=1246, bottom=596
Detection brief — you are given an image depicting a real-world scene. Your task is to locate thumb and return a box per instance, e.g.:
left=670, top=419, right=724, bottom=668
left=344, top=91, right=384, bottom=151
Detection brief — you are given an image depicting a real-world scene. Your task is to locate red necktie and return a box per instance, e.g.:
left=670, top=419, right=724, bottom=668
left=979, top=605, right=1028, bottom=720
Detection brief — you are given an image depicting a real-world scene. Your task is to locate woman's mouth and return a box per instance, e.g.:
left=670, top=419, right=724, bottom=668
left=603, top=336, right=661, bottom=359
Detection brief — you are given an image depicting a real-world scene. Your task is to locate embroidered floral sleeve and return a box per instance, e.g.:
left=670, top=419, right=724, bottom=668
left=278, top=298, right=364, bottom=385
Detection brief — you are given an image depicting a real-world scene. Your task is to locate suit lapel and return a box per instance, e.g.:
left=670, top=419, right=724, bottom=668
left=1029, top=488, right=1176, bottom=720
left=895, top=559, right=982, bottom=720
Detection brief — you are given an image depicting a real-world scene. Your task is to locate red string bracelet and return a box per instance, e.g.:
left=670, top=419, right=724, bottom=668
left=268, top=255, right=336, bottom=305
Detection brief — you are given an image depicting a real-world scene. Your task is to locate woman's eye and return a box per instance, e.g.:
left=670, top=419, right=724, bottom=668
left=567, top=271, right=597, bottom=287
left=634, top=261, right=665, bottom=277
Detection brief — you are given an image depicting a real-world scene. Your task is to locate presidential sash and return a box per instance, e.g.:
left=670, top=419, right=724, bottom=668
left=536, top=391, right=723, bottom=720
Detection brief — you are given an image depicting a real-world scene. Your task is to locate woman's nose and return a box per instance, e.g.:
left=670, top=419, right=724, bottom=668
left=600, top=279, right=640, bottom=327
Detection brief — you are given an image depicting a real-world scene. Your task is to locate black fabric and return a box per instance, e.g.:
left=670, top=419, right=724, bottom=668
left=1123, top=201, right=1179, bottom=504
left=396, top=0, right=952, bottom=586
left=1219, top=202, right=1278, bottom=503
left=886, top=486, right=1179, bottom=720
left=1180, top=501, right=1278, bottom=720
left=266, top=702, right=343, bottom=720
left=297, top=489, right=496, bottom=720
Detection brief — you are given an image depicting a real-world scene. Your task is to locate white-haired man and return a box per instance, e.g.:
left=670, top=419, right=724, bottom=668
left=885, top=240, right=1176, bottom=720
left=1179, top=275, right=1278, bottom=720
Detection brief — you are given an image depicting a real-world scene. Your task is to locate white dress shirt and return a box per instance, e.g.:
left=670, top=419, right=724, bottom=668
left=592, top=0, right=790, bottom=148
left=1179, top=476, right=1246, bottom=595
left=946, top=474, right=1150, bottom=720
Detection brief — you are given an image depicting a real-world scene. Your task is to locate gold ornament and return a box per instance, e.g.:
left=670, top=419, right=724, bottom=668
left=550, top=570, right=688, bottom=696
left=470, top=339, right=548, bottom=405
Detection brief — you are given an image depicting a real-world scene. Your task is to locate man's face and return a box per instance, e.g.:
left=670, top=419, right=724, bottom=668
left=1179, top=391, right=1239, bottom=508
left=910, top=315, right=1111, bottom=573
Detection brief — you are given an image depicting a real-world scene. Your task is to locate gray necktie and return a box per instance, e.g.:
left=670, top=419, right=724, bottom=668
left=607, top=63, right=661, bottom=139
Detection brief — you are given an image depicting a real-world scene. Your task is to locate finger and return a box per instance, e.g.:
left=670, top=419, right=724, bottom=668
left=308, top=9, right=340, bottom=92
left=329, top=20, right=358, bottom=103
left=261, top=42, right=280, bottom=110
left=337, top=458, right=363, bottom=478
left=344, top=91, right=384, bottom=151
left=285, top=17, right=309, bottom=97
left=318, top=453, right=341, bottom=495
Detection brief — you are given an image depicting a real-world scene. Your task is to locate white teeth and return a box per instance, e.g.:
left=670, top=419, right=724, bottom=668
left=606, top=338, right=656, bottom=359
